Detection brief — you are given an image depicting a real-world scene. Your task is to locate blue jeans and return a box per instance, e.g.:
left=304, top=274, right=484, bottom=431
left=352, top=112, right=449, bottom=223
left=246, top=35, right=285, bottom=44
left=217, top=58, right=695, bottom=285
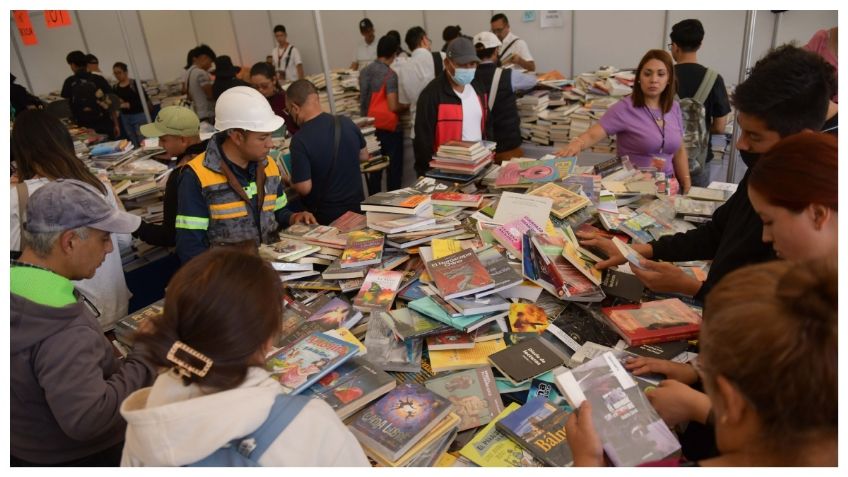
left=120, top=111, right=148, bottom=147
left=367, top=129, right=404, bottom=194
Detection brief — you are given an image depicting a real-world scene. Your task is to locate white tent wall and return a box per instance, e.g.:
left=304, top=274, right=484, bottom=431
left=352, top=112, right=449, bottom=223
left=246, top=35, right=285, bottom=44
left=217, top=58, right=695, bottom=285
left=11, top=10, right=837, bottom=97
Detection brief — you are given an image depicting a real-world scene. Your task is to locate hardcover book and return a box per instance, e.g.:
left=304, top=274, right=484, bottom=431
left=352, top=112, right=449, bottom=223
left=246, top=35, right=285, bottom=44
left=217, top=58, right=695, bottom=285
left=265, top=332, right=359, bottom=395
left=428, top=249, right=495, bottom=299
left=459, top=403, right=544, bottom=467
left=602, top=298, right=702, bottom=346
left=353, top=269, right=404, bottom=312
left=303, top=356, right=397, bottom=419
left=495, top=396, right=574, bottom=467
left=340, top=230, right=384, bottom=269
left=348, top=383, right=454, bottom=462
left=425, top=367, right=505, bottom=431
left=487, top=336, right=565, bottom=385
left=527, top=182, right=591, bottom=219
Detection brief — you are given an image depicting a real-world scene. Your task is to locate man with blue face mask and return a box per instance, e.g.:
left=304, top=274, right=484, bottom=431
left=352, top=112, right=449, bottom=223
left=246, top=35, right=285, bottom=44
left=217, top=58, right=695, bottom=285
left=413, top=37, right=488, bottom=177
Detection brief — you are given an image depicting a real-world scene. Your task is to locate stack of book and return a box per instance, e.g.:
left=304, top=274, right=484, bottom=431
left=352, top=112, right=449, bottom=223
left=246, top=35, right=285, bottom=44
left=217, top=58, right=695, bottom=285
left=429, top=141, right=494, bottom=177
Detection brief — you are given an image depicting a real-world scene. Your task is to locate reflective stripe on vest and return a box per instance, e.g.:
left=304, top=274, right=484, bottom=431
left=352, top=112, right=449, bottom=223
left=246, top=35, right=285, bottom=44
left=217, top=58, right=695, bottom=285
left=175, top=215, right=210, bottom=230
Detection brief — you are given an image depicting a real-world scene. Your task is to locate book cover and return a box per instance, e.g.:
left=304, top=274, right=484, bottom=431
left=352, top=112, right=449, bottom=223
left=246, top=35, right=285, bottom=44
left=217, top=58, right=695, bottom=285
left=280, top=223, right=347, bottom=248
left=494, top=157, right=576, bottom=188
left=428, top=338, right=507, bottom=373
left=323, top=328, right=367, bottom=356
left=601, top=269, right=645, bottom=302
left=348, top=383, right=454, bottom=462
left=550, top=304, right=621, bottom=351
left=553, top=352, right=681, bottom=466
left=475, top=247, right=523, bottom=297
left=428, top=249, right=495, bottom=299
left=353, top=269, right=404, bottom=311
left=624, top=340, right=690, bottom=362
left=361, top=190, right=432, bottom=215
left=368, top=213, right=436, bottom=234
left=329, top=210, right=367, bottom=233
left=306, top=297, right=361, bottom=329
left=602, top=298, right=702, bottom=346
left=340, top=230, right=384, bottom=269
left=383, top=308, right=451, bottom=341
left=397, top=279, right=428, bottom=302
left=611, top=236, right=647, bottom=270
left=528, top=378, right=572, bottom=411
left=321, top=258, right=367, bottom=280
left=407, top=297, right=492, bottom=333
left=425, top=367, right=505, bottom=432
left=487, top=336, right=565, bottom=385
left=303, top=356, right=396, bottom=419
left=431, top=192, right=484, bottom=208
left=508, top=303, right=549, bottom=333
left=527, top=182, right=591, bottom=219
left=491, top=216, right=545, bottom=258
left=492, top=192, right=553, bottom=231
left=265, top=332, right=359, bottom=395
left=495, top=396, right=574, bottom=467
left=115, top=300, right=163, bottom=347
left=459, top=403, right=544, bottom=467
left=258, top=238, right=320, bottom=262
left=426, top=330, right=476, bottom=351
left=561, top=240, right=602, bottom=286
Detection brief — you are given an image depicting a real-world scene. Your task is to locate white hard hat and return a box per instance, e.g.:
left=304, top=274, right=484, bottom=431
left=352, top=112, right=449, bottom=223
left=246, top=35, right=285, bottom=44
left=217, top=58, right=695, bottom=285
left=214, top=86, right=285, bottom=133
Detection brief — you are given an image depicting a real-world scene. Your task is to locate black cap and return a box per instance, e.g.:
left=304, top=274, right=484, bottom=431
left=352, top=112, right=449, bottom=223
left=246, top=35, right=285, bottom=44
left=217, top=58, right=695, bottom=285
left=359, top=18, right=373, bottom=32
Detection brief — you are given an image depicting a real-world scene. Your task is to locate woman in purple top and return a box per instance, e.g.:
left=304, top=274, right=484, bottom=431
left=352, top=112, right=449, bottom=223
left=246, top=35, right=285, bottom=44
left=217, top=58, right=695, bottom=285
left=557, top=50, right=691, bottom=193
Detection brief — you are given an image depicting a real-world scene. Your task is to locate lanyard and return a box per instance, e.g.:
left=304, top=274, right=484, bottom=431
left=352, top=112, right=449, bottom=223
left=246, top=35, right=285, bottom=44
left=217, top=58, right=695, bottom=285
left=643, top=107, right=666, bottom=154
left=276, top=45, right=289, bottom=69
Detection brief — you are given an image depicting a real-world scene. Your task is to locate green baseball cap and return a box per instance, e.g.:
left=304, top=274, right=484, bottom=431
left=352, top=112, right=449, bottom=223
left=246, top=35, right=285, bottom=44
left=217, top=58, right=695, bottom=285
left=140, top=106, right=200, bottom=138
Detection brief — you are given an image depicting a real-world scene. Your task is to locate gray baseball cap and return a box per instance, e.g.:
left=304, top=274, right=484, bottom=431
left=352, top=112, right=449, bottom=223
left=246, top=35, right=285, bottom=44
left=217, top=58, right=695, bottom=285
left=24, top=179, right=141, bottom=234
left=446, top=37, right=479, bottom=65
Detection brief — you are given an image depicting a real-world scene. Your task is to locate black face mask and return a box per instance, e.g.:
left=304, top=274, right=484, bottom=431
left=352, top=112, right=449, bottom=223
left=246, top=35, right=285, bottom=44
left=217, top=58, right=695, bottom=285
left=738, top=149, right=761, bottom=168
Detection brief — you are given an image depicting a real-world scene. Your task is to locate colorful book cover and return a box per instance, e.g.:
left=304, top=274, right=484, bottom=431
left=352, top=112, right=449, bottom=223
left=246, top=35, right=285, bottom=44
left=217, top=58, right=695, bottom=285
left=494, top=157, right=576, bottom=188
left=340, top=230, right=384, bottom=269
left=431, top=238, right=464, bottom=259
left=348, top=383, right=453, bottom=462
left=602, top=298, right=702, bottom=346
left=353, top=269, right=404, bottom=311
left=306, top=297, right=358, bottom=329
left=528, top=379, right=573, bottom=411
left=407, top=296, right=490, bottom=332
left=431, top=192, right=484, bottom=207
left=527, top=182, right=591, bottom=219
left=426, top=330, right=476, bottom=350
left=495, top=396, right=574, bottom=467
left=265, top=332, right=359, bottom=395
left=428, top=338, right=507, bottom=373
left=425, top=367, right=505, bottom=431
left=611, top=236, right=647, bottom=270
left=428, top=249, right=495, bottom=299
left=362, top=190, right=430, bottom=209
left=302, top=356, right=396, bottom=419
left=459, top=403, right=544, bottom=467
left=329, top=210, right=367, bottom=233
left=323, top=328, right=367, bottom=356
left=561, top=240, right=602, bottom=286
left=397, top=278, right=428, bottom=302
left=508, top=303, right=549, bottom=333
left=491, top=216, right=544, bottom=257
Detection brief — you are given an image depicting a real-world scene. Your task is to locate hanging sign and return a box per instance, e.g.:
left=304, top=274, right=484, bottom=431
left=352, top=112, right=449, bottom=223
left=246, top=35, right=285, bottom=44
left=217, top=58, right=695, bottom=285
left=541, top=11, right=563, bottom=29
left=13, top=11, right=38, bottom=45
left=44, top=10, right=73, bottom=28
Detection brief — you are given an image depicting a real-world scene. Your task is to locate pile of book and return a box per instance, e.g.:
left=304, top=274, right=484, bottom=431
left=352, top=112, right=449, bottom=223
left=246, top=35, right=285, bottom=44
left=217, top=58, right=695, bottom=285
left=429, top=141, right=494, bottom=176
left=352, top=116, right=387, bottom=173
left=306, top=69, right=361, bottom=116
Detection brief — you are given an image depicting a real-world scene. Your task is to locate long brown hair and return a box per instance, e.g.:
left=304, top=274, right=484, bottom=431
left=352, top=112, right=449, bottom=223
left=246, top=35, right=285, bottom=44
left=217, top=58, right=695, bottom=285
left=702, top=260, right=837, bottom=454
left=134, top=248, right=283, bottom=391
left=11, top=109, right=106, bottom=194
left=749, top=131, right=838, bottom=212
left=631, top=49, right=676, bottom=114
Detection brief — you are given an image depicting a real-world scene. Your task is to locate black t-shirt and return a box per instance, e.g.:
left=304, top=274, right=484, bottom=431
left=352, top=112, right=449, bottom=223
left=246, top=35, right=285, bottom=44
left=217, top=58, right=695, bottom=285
left=290, top=113, right=366, bottom=224
left=114, top=82, right=146, bottom=114
left=60, top=71, right=112, bottom=100
left=674, top=63, right=731, bottom=162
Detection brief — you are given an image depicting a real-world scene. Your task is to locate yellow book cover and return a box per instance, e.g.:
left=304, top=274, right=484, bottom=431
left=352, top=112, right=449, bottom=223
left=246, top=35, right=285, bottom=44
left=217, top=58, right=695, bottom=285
left=459, top=403, right=543, bottom=467
left=431, top=238, right=463, bottom=259
left=429, top=338, right=507, bottom=373
left=434, top=452, right=458, bottom=467
left=323, top=328, right=366, bottom=356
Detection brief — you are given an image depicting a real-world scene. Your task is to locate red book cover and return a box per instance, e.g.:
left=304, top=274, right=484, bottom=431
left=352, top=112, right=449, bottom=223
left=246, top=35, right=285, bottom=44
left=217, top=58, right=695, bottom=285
left=428, top=249, right=495, bottom=300
left=601, top=299, right=702, bottom=346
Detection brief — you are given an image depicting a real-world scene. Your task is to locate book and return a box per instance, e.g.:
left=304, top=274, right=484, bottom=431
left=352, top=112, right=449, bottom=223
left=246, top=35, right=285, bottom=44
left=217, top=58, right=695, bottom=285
left=611, top=236, right=647, bottom=270
left=279, top=223, right=347, bottom=248
left=328, top=210, right=367, bottom=233
left=367, top=213, right=436, bottom=234
left=687, top=186, right=731, bottom=202
left=527, top=182, right=591, bottom=219
left=425, top=367, right=505, bottom=432
left=265, top=332, right=359, bottom=395
left=508, top=303, right=549, bottom=333
left=302, top=356, right=396, bottom=419
left=488, top=336, right=565, bottom=385
left=258, top=239, right=320, bottom=262
left=364, top=412, right=461, bottom=467
left=270, top=262, right=314, bottom=273
left=114, top=300, right=163, bottom=347
left=430, top=238, right=464, bottom=259
left=601, top=298, right=702, bottom=346
left=324, top=328, right=366, bottom=355
left=624, top=340, right=690, bottom=361
left=447, top=293, right=511, bottom=316
left=321, top=258, right=367, bottom=280
left=361, top=190, right=432, bottom=215
left=430, top=192, right=484, bottom=208
left=340, top=230, right=384, bottom=269
left=383, top=308, right=451, bottom=341
left=428, top=249, right=495, bottom=299
left=553, top=352, right=681, bottom=466
left=561, top=239, right=602, bottom=286
left=495, top=396, right=574, bottom=467
left=428, top=338, right=507, bottom=373
left=492, top=192, right=553, bottom=230
left=426, top=330, right=476, bottom=351
left=385, top=228, right=465, bottom=249
left=494, top=157, right=576, bottom=188
left=459, top=403, right=545, bottom=467
left=353, top=269, right=404, bottom=312
left=474, top=247, right=523, bottom=298
left=407, top=297, right=498, bottom=333
left=306, top=297, right=362, bottom=330
left=527, top=378, right=572, bottom=411
left=550, top=304, right=622, bottom=352
left=362, top=314, right=424, bottom=373
left=347, top=383, right=454, bottom=462
left=601, top=269, right=645, bottom=302
left=490, top=216, right=545, bottom=258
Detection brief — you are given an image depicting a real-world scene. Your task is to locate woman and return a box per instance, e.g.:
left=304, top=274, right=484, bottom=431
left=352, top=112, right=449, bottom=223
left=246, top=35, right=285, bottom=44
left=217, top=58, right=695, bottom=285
left=249, top=61, right=298, bottom=136
left=212, top=55, right=250, bottom=101
left=557, top=49, right=690, bottom=192
left=567, top=259, right=837, bottom=466
left=10, top=110, right=134, bottom=330
left=113, top=62, right=149, bottom=147
left=121, top=249, right=369, bottom=466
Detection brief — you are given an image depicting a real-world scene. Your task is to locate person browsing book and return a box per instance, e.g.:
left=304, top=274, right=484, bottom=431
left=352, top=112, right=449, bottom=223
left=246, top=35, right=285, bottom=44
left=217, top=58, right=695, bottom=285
left=557, top=49, right=691, bottom=192
left=120, top=248, right=369, bottom=466
left=249, top=61, right=298, bottom=136
left=490, top=13, right=535, bottom=72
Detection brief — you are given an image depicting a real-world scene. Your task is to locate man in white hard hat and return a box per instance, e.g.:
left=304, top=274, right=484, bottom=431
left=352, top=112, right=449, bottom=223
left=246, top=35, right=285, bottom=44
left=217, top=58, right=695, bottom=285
left=175, top=86, right=316, bottom=263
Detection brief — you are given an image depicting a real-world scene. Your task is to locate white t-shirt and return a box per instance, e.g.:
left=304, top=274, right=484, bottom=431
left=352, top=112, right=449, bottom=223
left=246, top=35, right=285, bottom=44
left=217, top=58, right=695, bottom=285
left=271, top=44, right=303, bottom=82
left=397, top=48, right=446, bottom=136
left=456, top=84, right=483, bottom=142
left=356, top=40, right=377, bottom=70
left=499, top=31, right=534, bottom=66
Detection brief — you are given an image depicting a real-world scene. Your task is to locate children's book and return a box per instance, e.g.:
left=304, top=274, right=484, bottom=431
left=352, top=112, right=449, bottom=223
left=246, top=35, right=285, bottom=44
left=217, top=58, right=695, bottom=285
left=425, top=367, right=504, bottom=431
left=601, top=298, right=702, bottom=346
left=303, top=356, right=396, bottom=419
left=265, top=332, right=359, bottom=395
left=495, top=396, right=574, bottom=467
left=353, top=269, right=404, bottom=312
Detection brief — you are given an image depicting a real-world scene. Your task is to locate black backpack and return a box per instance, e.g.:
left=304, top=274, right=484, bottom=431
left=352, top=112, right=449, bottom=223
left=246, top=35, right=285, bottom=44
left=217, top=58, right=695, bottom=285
left=70, top=76, right=107, bottom=124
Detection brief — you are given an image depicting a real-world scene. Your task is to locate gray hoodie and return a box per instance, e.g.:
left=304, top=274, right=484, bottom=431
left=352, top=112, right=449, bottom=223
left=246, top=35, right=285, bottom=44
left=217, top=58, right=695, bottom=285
left=10, top=270, right=155, bottom=464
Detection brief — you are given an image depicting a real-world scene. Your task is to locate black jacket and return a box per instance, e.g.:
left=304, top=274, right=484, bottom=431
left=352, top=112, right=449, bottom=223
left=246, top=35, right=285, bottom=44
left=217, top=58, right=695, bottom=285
left=475, top=63, right=522, bottom=152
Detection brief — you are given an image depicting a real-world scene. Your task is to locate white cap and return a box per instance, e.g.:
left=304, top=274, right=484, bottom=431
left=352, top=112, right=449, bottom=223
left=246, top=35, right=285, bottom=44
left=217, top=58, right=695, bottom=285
left=473, top=31, right=502, bottom=49
left=214, top=86, right=285, bottom=133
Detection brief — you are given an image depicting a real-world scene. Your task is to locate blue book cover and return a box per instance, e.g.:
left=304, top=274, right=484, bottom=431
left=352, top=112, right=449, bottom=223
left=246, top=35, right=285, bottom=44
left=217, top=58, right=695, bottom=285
left=407, top=296, right=488, bottom=332
left=495, top=396, right=574, bottom=466
left=265, top=332, right=359, bottom=395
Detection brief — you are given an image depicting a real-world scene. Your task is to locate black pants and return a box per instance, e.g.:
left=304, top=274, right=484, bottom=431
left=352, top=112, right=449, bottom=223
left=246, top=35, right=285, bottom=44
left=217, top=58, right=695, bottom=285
left=11, top=440, right=124, bottom=467
left=367, top=129, right=404, bottom=194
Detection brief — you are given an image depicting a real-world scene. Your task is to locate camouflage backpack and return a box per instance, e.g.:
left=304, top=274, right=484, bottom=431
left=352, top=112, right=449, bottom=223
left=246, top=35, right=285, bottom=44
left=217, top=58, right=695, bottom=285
left=677, top=69, right=717, bottom=177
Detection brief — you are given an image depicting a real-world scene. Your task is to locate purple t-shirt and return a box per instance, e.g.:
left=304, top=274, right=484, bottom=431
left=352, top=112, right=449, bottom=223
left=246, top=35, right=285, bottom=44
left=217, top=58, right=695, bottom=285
left=599, top=96, right=683, bottom=176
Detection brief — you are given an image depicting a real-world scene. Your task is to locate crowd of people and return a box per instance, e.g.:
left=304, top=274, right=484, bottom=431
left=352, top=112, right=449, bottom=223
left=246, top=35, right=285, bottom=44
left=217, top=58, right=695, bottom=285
left=9, top=13, right=838, bottom=468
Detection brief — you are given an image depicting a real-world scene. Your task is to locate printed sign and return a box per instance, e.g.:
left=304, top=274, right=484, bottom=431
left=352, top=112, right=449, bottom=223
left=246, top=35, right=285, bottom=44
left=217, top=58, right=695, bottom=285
left=44, top=10, right=73, bottom=28
left=13, top=11, right=38, bottom=45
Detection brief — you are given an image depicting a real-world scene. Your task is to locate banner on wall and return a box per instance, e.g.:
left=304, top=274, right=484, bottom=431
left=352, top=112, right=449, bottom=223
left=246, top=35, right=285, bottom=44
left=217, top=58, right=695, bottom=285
left=44, top=10, right=73, bottom=28
left=13, top=11, right=38, bottom=45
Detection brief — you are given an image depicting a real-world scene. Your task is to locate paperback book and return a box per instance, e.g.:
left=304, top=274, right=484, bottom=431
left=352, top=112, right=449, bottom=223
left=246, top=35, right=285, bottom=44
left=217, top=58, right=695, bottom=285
left=601, top=298, right=702, bottom=346
left=527, top=182, right=591, bottom=219
left=302, top=356, right=397, bottom=419
left=340, top=229, right=384, bottom=269
left=459, top=403, right=545, bottom=467
left=353, top=269, right=404, bottom=312
left=428, top=338, right=507, bottom=373
left=495, top=396, right=574, bottom=467
left=425, top=367, right=505, bottom=431
left=508, top=303, right=549, bottom=333
left=265, top=332, right=359, bottom=395
left=487, top=336, right=566, bottom=385
left=428, top=249, right=495, bottom=299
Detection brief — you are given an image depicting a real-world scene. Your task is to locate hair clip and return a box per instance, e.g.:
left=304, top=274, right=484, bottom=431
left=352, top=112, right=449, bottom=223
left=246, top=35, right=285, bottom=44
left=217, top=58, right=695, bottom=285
left=166, top=341, right=213, bottom=379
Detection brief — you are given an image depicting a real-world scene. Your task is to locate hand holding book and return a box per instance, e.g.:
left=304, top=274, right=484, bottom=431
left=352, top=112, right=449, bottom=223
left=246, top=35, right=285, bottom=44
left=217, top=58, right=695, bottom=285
left=630, top=259, right=703, bottom=296
left=564, top=401, right=605, bottom=467
left=623, top=356, right=698, bottom=384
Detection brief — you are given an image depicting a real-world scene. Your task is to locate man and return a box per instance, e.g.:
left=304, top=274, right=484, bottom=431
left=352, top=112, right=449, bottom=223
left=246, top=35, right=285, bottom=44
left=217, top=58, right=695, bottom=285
left=581, top=45, right=837, bottom=304
left=86, top=54, right=104, bottom=77
left=11, top=74, right=43, bottom=114
left=11, top=179, right=155, bottom=466
left=135, top=106, right=209, bottom=247
left=176, top=86, right=315, bottom=263
left=669, top=19, right=732, bottom=187
left=397, top=26, right=445, bottom=135
left=185, top=44, right=216, bottom=124
left=351, top=18, right=377, bottom=71
left=270, top=24, right=304, bottom=84
left=61, top=50, right=118, bottom=138
left=360, top=35, right=408, bottom=193
left=286, top=79, right=367, bottom=225
left=490, top=13, right=535, bottom=72
left=473, top=31, right=537, bottom=163
left=413, top=37, right=488, bottom=177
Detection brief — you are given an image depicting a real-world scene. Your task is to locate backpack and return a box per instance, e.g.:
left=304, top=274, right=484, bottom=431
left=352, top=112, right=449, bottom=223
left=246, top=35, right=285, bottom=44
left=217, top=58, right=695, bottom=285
left=70, top=76, right=108, bottom=125
left=677, top=69, right=717, bottom=177
left=185, top=394, right=311, bottom=467
left=432, top=51, right=443, bottom=77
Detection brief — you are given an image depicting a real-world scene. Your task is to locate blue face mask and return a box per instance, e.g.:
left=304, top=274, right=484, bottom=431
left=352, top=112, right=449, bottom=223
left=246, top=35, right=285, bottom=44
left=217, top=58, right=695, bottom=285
left=452, top=67, right=476, bottom=86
